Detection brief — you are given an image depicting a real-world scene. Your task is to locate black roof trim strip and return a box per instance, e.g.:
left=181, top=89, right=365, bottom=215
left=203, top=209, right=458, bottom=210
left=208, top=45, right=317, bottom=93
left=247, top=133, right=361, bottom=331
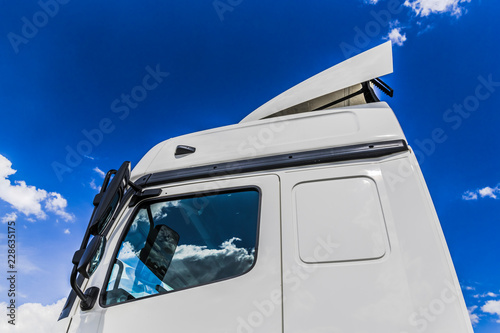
left=143, top=140, right=408, bottom=187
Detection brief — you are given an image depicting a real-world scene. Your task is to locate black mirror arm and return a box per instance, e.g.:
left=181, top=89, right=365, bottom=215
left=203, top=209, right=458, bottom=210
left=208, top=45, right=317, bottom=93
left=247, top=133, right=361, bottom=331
left=69, top=264, right=91, bottom=309
left=127, top=179, right=143, bottom=192
left=101, top=169, right=117, bottom=193
left=68, top=204, right=97, bottom=309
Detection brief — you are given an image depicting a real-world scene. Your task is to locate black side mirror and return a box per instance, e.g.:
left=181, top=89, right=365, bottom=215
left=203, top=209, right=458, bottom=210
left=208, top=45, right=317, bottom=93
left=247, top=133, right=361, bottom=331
left=69, top=161, right=133, bottom=311
left=69, top=235, right=106, bottom=311
left=77, top=235, right=106, bottom=279
left=88, top=161, right=131, bottom=235
left=139, top=225, right=179, bottom=281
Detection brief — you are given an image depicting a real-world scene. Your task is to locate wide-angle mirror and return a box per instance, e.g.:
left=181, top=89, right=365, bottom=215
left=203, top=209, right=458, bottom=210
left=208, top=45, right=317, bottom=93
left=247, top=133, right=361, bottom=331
left=77, top=234, right=107, bottom=279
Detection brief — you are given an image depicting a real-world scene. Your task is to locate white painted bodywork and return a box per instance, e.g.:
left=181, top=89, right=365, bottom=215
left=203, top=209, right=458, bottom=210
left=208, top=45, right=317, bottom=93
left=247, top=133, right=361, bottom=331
left=280, top=154, right=471, bottom=333
left=61, top=42, right=473, bottom=333
left=131, top=102, right=404, bottom=182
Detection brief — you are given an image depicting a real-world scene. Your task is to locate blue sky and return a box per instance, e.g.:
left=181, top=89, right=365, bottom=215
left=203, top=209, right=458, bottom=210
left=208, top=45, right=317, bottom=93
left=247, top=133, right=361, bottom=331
left=0, top=0, right=499, bottom=331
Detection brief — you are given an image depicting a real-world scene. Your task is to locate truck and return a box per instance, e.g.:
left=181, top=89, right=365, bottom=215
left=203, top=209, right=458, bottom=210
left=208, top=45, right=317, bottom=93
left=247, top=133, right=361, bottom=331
left=55, top=41, right=474, bottom=333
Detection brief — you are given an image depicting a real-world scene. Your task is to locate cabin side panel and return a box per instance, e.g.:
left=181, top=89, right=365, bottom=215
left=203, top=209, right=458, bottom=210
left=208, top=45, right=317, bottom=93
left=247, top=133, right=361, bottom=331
left=280, top=153, right=473, bottom=333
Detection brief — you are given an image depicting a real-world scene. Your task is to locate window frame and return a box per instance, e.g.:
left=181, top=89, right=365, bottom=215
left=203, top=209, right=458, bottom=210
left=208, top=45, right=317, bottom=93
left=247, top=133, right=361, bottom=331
left=99, top=185, right=262, bottom=308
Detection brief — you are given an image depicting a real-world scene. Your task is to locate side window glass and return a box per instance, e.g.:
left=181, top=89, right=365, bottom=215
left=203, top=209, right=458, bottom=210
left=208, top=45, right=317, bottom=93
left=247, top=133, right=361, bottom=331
left=104, top=189, right=260, bottom=305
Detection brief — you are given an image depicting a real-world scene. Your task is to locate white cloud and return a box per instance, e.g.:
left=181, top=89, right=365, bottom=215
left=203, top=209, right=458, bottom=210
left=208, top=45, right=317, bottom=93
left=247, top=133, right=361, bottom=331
left=468, top=306, right=480, bottom=325
left=90, top=167, right=106, bottom=191
left=89, top=179, right=101, bottom=192
left=63, top=229, right=70, bottom=234
left=45, top=192, right=74, bottom=222
left=0, top=154, right=73, bottom=222
left=151, top=200, right=180, bottom=221
left=416, top=23, right=435, bottom=36
left=116, top=238, right=255, bottom=290
left=164, top=237, right=255, bottom=286
left=93, top=166, right=106, bottom=178
left=0, top=298, right=66, bottom=332
left=359, top=0, right=471, bottom=48
left=478, top=186, right=498, bottom=199
left=463, top=184, right=500, bottom=201
left=482, top=300, right=500, bottom=323
left=118, top=241, right=138, bottom=260
left=1, top=212, right=17, bottom=224
left=462, top=190, right=478, bottom=200
left=474, top=292, right=499, bottom=298
left=386, top=27, right=407, bottom=46
left=0, top=155, right=48, bottom=219
left=404, top=0, right=471, bottom=18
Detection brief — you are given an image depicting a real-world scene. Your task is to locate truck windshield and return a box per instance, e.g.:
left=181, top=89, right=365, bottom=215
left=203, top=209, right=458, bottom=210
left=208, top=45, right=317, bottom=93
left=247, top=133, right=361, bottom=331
left=103, top=188, right=260, bottom=305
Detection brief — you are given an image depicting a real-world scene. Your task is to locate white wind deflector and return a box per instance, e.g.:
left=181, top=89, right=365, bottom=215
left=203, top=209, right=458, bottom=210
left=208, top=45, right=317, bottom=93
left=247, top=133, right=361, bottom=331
left=240, top=41, right=393, bottom=123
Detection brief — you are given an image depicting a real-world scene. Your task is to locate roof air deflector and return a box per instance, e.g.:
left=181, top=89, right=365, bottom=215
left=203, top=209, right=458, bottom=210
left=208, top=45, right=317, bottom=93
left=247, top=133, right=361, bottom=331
left=240, top=41, right=393, bottom=123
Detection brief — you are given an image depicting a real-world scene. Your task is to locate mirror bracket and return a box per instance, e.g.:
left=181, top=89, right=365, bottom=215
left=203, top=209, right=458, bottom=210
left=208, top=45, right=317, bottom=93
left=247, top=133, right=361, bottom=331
left=80, top=287, right=100, bottom=311
left=134, top=174, right=152, bottom=187
left=92, top=192, right=103, bottom=207
left=129, top=188, right=162, bottom=207
left=127, top=180, right=143, bottom=192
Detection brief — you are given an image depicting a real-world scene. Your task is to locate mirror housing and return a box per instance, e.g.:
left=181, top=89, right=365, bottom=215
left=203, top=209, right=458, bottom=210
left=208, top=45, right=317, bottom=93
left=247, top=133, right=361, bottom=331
left=68, top=235, right=106, bottom=311
left=88, top=161, right=131, bottom=235
left=139, top=225, right=179, bottom=281
left=77, top=235, right=106, bottom=279
left=69, top=214, right=111, bottom=311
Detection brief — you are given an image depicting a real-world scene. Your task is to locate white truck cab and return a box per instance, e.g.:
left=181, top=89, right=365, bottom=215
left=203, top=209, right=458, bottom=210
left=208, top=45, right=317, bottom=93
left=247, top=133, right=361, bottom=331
left=56, top=42, right=474, bottom=333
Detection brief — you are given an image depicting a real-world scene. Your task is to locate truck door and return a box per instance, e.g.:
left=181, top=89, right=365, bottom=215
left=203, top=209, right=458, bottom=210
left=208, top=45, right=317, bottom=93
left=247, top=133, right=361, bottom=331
left=68, top=174, right=282, bottom=333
